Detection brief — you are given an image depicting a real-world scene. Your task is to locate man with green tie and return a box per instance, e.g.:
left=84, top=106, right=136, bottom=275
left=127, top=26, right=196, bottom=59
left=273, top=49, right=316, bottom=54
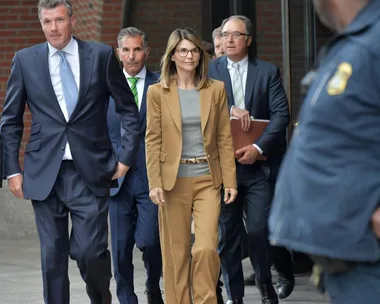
left=106, top=27, right=163, bottom=304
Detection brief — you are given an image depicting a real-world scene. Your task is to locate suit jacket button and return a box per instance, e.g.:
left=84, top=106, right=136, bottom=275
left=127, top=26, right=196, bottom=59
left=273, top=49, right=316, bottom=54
left=207, top=155, right=210, bottom=158
left=61, top=146, right=65, bottom=150
left=203, top=137, right=206, bottom=141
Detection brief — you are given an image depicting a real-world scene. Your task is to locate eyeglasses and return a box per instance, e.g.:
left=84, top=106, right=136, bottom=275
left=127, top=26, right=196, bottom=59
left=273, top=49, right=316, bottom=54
left=176, top=48, right=200, bottom=57
left=221, top=31, right=249, bottom=39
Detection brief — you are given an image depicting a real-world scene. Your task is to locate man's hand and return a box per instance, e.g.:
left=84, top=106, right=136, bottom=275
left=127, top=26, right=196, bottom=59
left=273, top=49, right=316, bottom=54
left=149, top=187, right=165, bottom=206
left=236, top=145, right=260, bottom=165
left=224, top=187, right=238, bottom=204
left=371, top=207, right=380, bottom=238
left=231, top=107, right=251, bottom=132
left=8, top=175, right=24, bottom=199
left=112, top=162, right=130, bottom=180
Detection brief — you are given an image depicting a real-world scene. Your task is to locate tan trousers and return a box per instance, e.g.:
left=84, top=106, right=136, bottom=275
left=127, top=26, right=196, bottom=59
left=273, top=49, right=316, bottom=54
left=159, top=174, right=221, bottom=304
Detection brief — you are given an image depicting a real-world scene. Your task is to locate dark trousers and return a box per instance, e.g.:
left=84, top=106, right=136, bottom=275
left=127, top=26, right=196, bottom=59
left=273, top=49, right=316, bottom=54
left=32, top=160, right=111, bottom=304
left=219, top=164, right=273, bottom=300
left=272, top=246, right=293, bottom=277
left=241, top=219, right=293, bottom=278
left=109, top=173, right=162, bottom=304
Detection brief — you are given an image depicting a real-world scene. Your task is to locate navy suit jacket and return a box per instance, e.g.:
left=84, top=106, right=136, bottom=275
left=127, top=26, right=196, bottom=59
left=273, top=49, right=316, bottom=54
left=208, top=56, right=289, bottom=179
left=107, top=70, right=159, bottom=196
left=0, top=38, right=140, bottom=200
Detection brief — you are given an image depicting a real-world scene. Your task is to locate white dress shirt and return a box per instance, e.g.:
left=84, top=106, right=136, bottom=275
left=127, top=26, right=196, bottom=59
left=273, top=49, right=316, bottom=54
left=48, top=36, right=80, bottom=160
left=123, top=66, right=146, bottom=111
left=7, top=37, right=80, bottom=179
left=227, top=56, right=263, bottom=154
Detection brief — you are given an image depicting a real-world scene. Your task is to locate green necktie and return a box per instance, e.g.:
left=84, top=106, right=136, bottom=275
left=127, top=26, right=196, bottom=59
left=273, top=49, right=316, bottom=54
left=128, top=77, right=139, bottom=106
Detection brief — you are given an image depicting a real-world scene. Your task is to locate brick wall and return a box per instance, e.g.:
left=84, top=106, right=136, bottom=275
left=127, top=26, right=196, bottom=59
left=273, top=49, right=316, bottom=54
left=130, top=0, right=203, bottom=71
left=255, top=0, right=283, bottom=70
left=71, top=0, right=103, bottom=41
left=0, top=0, right=123, bottom=166
left=0, top=0, right=45, bottom=161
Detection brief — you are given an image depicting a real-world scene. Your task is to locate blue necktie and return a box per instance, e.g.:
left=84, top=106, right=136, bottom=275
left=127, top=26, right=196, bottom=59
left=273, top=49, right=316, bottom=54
left=57, top=50, right=78, bottom=118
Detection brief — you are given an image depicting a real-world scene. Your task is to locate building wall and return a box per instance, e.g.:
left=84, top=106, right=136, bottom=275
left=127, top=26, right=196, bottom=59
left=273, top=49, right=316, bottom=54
left=255, top=0, right=283, bottom=69
left=130, top=0, right=203, bottom=71
left=0, top=0, right=123, bottom=165
left=0, top=0, right=331, bottom=167
left=0, top=0, right=45, bottom=161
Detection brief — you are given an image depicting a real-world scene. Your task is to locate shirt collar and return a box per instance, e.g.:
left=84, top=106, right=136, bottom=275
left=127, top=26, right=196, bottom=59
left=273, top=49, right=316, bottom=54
left=123, top=66, right=147, bottom=80
left=227, top=56, right=249, bottom=71
left=48, top=36, right=77, bottom=57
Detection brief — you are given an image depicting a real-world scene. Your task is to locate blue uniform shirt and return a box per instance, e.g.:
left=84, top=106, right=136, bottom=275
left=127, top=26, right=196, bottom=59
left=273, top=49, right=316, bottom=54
left=269, top=0, right=380, bottom=262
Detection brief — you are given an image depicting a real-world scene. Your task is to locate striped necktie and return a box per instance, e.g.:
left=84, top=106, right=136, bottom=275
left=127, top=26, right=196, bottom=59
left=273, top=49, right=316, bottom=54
left=232, top=62, right=244, bottom=109
left=128, top=77, right=139, bottom=106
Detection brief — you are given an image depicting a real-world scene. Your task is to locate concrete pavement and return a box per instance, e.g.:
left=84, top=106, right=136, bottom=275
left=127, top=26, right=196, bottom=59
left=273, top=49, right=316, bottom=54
left=0, top=235, right=329, bottom=304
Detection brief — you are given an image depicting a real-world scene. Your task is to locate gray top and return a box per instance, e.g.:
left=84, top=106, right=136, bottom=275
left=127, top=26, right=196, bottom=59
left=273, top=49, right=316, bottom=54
left=177, top=88, right=210, bottom=177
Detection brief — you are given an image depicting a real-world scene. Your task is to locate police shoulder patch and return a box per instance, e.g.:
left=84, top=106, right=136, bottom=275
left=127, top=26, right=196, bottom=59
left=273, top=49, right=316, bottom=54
left=326, top=62, right=352, bottom=95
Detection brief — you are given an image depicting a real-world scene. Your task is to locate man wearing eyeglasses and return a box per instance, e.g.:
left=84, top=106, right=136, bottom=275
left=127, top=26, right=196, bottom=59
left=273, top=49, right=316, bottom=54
left=209, top=15, right=292, bottom=304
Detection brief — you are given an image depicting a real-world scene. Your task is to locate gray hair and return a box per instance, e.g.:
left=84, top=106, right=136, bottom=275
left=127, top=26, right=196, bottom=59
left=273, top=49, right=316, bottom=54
left=212, top=27, right=222, bottom=41
left=117, top=27, right=149, bottom=49
left=220, top=15, right=253, bottom=36
left=38, top=0, right=73, bottom=19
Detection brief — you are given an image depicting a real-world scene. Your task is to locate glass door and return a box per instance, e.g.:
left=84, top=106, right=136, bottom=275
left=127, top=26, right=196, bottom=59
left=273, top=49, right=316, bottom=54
left=282, top=0, right=333, bottom=136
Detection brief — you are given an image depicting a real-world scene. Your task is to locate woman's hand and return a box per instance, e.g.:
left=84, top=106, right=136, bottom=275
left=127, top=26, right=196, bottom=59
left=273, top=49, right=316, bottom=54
left=224, top=187, right=238, bottom=204
left=149, top=187, right=165, bottom=206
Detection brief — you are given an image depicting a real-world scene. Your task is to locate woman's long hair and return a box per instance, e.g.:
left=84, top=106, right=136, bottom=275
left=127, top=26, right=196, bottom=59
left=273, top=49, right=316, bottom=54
left=159, top=28, right=211, bottom=90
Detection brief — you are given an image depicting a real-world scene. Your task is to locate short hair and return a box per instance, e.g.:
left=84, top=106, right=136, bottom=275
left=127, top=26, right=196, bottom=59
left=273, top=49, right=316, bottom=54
left=159, top=28, right=210, bottom=90
left=220, top=15, right=253, bottom=36
left=38, top=0, right=73, bottom=19
left=202, top=40, right=214, bottom=57
left=117, top=27, right=149, bottom=49
left=212, top=27, right=222, bottom=41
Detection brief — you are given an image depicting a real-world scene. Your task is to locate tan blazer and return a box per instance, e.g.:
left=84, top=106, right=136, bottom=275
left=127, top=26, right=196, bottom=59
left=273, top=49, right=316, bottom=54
left=145, top=79, right=237, bottom=191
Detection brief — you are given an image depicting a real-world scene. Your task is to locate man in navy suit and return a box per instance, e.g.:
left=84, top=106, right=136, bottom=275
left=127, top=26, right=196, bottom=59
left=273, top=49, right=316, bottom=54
left=107, top=27, right=163, bottom=304
left=0, top=1, right=139, bottom=303
left=209, top=15, right=293, bottom=304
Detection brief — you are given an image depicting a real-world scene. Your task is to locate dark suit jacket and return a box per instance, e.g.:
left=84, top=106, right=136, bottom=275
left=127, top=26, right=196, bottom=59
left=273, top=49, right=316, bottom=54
left=107, top=70, right=159, bottom=196
left=0, top=38, right=140, bottom=200
left=208, top=56, right=289, bottom=179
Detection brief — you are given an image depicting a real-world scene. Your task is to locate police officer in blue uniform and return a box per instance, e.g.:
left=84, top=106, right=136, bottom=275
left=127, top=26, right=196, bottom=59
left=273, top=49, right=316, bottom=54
left=269, top=0, right=380, bottom=303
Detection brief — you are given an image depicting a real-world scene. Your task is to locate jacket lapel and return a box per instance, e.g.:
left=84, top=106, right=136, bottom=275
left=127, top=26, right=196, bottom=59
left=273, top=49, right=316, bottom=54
left=217, top=57, right=234, bottom=108
left=140, top=71, right=156, bottom=128
left=245, top=58, right=258, bottom=110
left=70, top=39, right=94, bottom=120
left=34, top=43, right=66, bottom=122
left=200, top=85, right=212, bottom=134
left=164, top=81, right=182, bottom=133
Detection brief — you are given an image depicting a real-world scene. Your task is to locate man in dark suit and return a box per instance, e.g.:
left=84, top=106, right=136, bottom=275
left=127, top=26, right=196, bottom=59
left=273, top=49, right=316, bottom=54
left=209, top=15, right=293, bottom=304
left=107, top=27, right=163, bottom=304
left=0, top=1, right=139, bottom=303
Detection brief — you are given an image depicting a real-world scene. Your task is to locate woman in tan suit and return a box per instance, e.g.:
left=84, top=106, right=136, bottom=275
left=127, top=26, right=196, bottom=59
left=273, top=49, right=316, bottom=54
left=145, top=28, right=237, bottom=304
